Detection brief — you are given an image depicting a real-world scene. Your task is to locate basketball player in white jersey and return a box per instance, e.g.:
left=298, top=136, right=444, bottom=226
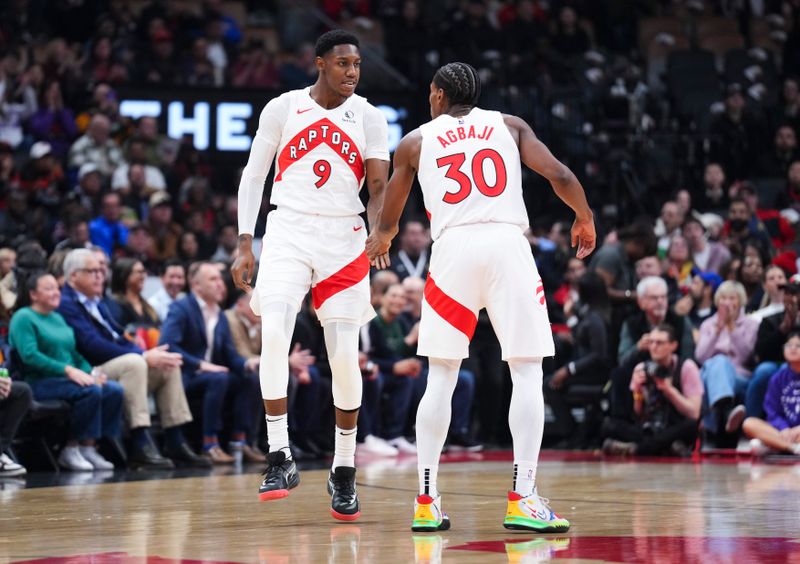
left=232, top=30, right=390, bottom=521
left=366, top=62, right=596, bottom=532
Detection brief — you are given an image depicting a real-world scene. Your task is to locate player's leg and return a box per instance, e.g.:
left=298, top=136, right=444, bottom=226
left=483, top=225, right=568, bottom=532
left=322, top=319, right=363, bottom=521
left=413, top=229, right=481, bottom=531
left=254, top=211, right=312, bottom=501
left=412, top=357, right=460, bottom=532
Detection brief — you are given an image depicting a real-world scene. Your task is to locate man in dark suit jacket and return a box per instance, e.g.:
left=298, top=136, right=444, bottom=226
left=159, top=262, right=260, bottom=464
left=59, top=248, right=209, bottom=468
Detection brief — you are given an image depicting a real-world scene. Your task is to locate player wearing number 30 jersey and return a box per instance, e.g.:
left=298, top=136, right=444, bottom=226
left=232, top=30, right=390, bottom=521
left=366, top=62, right=596, bottom=534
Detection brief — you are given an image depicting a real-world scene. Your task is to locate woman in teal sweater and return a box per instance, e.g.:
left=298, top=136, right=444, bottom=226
left=9, top=272, right=123, bottom=471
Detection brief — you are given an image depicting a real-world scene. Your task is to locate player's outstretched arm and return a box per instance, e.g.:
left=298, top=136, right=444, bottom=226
left=504, top=114, right=596, bottom=259
left=232, top=101, right=282, bottom=291
left=365, top=129, right=421, bottom=269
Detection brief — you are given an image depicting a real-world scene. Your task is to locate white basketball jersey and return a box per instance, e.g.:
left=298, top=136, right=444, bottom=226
left=270, top=88, right=385, bottom=216
left=418, top=108, right=529, bottom=241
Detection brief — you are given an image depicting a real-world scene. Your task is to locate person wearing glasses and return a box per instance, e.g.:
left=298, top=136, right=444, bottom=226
left=602, top=323, right=703, bottom=456
left=58, top=249, right=209, bottom=469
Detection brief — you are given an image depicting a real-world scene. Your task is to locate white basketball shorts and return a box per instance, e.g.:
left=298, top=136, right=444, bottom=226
left=251, top=207, right=375, bottom=326
left=417, top=222, right=555, bottom=361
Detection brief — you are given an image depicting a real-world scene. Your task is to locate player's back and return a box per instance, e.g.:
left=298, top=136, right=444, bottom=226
left=417, top=108, right=528, bottom=241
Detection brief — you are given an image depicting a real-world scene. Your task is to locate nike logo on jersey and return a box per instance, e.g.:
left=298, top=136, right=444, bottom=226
left=353, top=226, right=363, bottom=232
left=296, top=107, right=313, bottom=114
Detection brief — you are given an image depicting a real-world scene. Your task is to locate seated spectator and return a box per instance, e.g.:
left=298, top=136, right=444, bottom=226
left=225, top=291, right=320, bottom=461
left=111, top=138, right=166, bottom=195
left=369, top=270, right=400, bottom=309
left=544, top=271, right=611, bottom=442
left=210, top=225, right=238, bottom=264
left=362, top=283, right=423, bottom=455
left=58, top=249, right=207, bottom=468
left=635, top=255, right=663, bottom=280
left=0, top=374, right=32, bottom=476
left=159, top=262, right=260, bottom=464
left=28, top=80, right=77, bottom=159
left=739, top=252, right=766, bottom=313
left=663, top=234, right=693, bottom=302
left=591, top=222, right=654, bottom=311
left=743, top=331, right=800, bottom=457
left=611, top=276, right=695, bottom=421
left=750, top=274, right=800, bottom=420
left=775, top=160, right=800, bottom=213
left=19, top=141, right=65, bottom=208
left=749, top=265, right=787, bottom=322
left=721, top=197, right=773, bottom=257
left=65, top=164, right=105, bottom=219
left=693, top=162, right=729, bottom=216
left=145, top=192, right=182, bottom=265
left=683, top=216, right=730, bottom=274
left=68, top=113, right=125, bottom=176
left=9, top=272, right=123, bottom=471
left=738, top=182, right=794, bottom=250
left=756, top=124, right=799, bottom=179
left=178, top=231, right=201, bottom=263
left=109, top=258, right=160, bottom=336
left=90, top=192, right=128, bottom=258
left=655, top=201, right=684, bottom=257
left=552, top=257, right=585, bottom=322
left=696, top=281, right=760, bottom=446
left=674, top=268, right=721, bottom=329
left=389, top=220, right=430, bottom=281
left=602, top=324, right=702, bottom=456
left=55, top=214, right=92, bottom=252
left=147, top=259, right=186, bottom=322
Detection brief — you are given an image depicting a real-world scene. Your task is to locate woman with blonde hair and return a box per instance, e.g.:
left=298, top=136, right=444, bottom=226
left=696, top=280, right=759, bottom=446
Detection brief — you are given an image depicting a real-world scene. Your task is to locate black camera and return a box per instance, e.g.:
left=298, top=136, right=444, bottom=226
left=644, top=361, right=671, bottom=380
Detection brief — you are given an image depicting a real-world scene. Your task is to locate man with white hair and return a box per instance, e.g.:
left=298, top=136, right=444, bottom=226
left=611, top=276, right=695, bottom=421
left=58, top=249, right=209, bottom=469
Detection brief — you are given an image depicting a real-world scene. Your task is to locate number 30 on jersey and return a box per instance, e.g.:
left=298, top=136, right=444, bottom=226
left=436, top=149, right=507, bottom=204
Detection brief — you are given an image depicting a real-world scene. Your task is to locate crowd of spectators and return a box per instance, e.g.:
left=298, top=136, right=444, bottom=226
left=3, top=0, right=800, bottom=477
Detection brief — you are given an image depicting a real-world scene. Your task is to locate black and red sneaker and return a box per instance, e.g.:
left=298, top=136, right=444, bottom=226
left=327, top=466, right=360, bottom=521
left=258, top=451, right=300, bottom=501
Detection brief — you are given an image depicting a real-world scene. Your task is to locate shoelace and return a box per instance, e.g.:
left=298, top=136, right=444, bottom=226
left=262, top=459, right=289, bottom=478
left=331, top=473, right=356, bottom=495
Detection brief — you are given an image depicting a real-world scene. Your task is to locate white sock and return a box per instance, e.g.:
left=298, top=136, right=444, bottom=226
left=416, top=358, right=460, bottom=497
left=513, top=461, right=538, bottom=496
left=508, top=359, right=545, bottom=496
left=266, top=414, right=291, bottom=459
left=332, top=426, right=357, bottom=470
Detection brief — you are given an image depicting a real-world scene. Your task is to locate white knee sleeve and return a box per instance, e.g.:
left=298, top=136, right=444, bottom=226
left=259, top=302, right=298, bottom=400
left=508, top=358, right=545, bottom=464
left=324, top=321, right=362, bottom=411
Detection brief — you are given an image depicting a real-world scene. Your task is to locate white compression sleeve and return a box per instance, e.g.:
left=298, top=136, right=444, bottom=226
left=508, top=358, right=545, bottom=496
left=259, top=302, right=297, bottom=400
left=237, top=96, right=286, bottom=236
left=416, top=358, right=461, bottom=497
left=324, top=321, right=362, bottom=411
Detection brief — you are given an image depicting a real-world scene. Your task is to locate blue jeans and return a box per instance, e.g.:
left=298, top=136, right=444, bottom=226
left=381, top=371, right=416, bottom=440
left=746, top=361, right=781, bottom=418
left=30, top=377, right=124, bottom=442
left=412, top=368, right=476, bottom=437
left=700, top=355, right=750, bottom=433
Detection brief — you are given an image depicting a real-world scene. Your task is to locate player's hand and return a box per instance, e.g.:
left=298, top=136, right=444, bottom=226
left=365, top=231, right=392, bottom=269
left=232, top=236, right=256, bottom=291
left=571, top=215, right=596, bottom=259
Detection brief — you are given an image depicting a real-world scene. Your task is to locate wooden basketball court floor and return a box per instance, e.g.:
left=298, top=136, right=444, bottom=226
left=2, top=451, right=799, bottom=564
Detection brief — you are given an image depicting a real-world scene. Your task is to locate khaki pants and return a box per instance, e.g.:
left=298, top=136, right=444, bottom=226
left=99, top=353, right=192, bottom=429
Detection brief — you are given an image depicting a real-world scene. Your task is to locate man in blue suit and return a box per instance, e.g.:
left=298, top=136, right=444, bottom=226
left=159, top=262, right=260, bottom=464
left=59, top=249, right=209, bottom=468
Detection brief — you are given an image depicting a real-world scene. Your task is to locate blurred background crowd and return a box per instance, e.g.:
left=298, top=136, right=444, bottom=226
left=2, top=0, right=800, bottom=477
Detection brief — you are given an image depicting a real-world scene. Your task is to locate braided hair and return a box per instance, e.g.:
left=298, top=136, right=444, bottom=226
left=432, top=62, right=481, bottom=108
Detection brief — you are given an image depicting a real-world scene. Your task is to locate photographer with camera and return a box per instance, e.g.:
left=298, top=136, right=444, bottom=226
left=602, top=324, right=703, bottom=456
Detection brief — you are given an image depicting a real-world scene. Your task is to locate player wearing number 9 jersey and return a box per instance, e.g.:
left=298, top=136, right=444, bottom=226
left=366, top=62, right=596, bottom=533
left=231, top=30, right=390, bottom=521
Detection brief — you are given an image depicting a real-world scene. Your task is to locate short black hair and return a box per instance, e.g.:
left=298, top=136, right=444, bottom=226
left=315, top=30, right=360, bottom=58
left=432, top=62, right=481, bottom=107
left=652, top=323, right=678, bottom=343
left=159, top=258, right=185, bottom=277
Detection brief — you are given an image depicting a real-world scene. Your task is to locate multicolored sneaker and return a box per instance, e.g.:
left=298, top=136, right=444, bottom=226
left=505, top=537, right=571, bottom=563
left=258, top=451, right=300, bottom=501
left=411, top=494, right=451, bottom=532
left=503, top=490, right=570, bottom=533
